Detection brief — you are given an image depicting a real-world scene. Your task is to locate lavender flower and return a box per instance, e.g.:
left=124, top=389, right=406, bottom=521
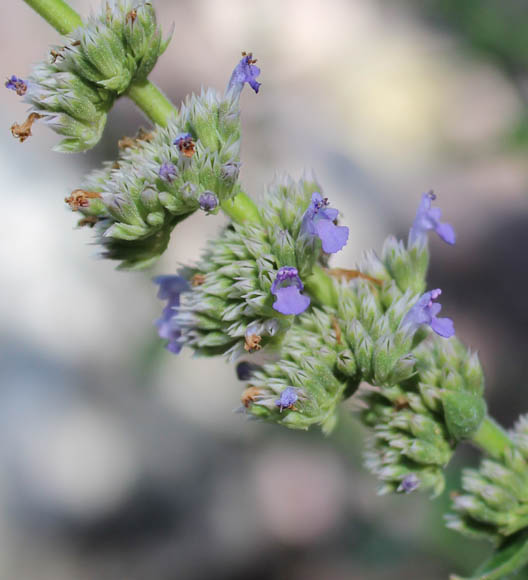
left=5, top=75, right=27, bottom=96
left=159, top=161, right=177, bottom=183
left=199, top=191, right=219, bottom=213
left=271, top=266, right=310, bottom=315
left=408, top=191, right=456, bottom=246
left=397, top=474, right=420, bottom=494
left=275, top=386, right=298, bottom=412
left=402, top=288, right=455, bottom=338
left=227, top=52, right=261, bottom=97
left=301, top=192, right=349, bottom=254
left=153, top=275, right=190, bottom=354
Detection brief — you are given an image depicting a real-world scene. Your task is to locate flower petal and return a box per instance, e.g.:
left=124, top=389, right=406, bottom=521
left=272, top=286, right=310, bottom=315
left=435, top=222, right=456, bottom=245
left=431, top=316, right=455, bottom=338
left=315, top=219, right=349, bottom=254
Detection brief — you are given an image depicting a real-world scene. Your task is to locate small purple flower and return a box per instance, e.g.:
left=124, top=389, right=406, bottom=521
left=397, top=473, right=420, bottom=494
left=159, top=161, right=177, bottom=183
left=301, top=192, right=349, bottom=254
left=153, top=275, right=190, bottom=354
left=408, top=191, right=456, bottom=246
left=271, top=266, right=310, bottom=316
left=221, top=161, right=241, bottom=182
left=5, top=75, right=27, bottom=96
left=275, top=387, right=298, bottom=412
left=227, top=52, right=261, bottom=96
left=402, top=288, right=455, bottom=338
left=199, top=191, right=219, bottom=213
left=236, top=361, right=259, bottom=381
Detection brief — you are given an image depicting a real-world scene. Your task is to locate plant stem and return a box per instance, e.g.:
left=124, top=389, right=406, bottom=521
left=23, top=0, right=82, bottom=34
left=126, top=80, right=178, bottom=128
left=471, top=415, right=515, bottom=460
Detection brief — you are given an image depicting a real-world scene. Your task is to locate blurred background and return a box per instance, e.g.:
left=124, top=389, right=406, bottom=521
left=1, top=0, right=528, bottom=578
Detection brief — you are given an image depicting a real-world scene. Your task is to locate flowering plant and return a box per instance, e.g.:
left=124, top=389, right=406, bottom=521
left=8, top=1, right=528, bottom=578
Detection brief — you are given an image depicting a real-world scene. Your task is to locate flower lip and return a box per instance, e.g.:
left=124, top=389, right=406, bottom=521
left=408, top=190, right=456, bottom=246
left=271, top=266, right=310, bottom=316
left=301, top=192, right=349, bottom=254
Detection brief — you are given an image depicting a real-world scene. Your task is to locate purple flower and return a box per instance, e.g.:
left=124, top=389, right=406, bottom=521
left=227, top=52, right=261, bottom=96
left=5, top=75, right=27, bottom=96
left=236, top=361, right=259, bottom=381
left=397, top=473, right=420, bottom=494
left=301, top=192, right=349, bottom=254
left=221, top=161, right=241, bottom=182
left=402, top=288, right=455, bottom=338
left=271, top=267, right=310, bottom=316
left=408, top=191, right=456, bottom=246
left=275, top=387, right=298, bottom=412
left=159, top=161, right=177, bottom=183
left=153, top=275, right=190, bottom=354
left=199, top=191, right=219, bottom=213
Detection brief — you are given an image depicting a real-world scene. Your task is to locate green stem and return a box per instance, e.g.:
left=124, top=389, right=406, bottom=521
left=23, top=0, right=82, bottom=34
left=471, top=415, right=515, bottom=460
left=126, top=80, right=178, bottom=128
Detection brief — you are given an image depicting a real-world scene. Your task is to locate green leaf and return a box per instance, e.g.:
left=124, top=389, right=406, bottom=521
left=451, top=529, right=528, bottom=580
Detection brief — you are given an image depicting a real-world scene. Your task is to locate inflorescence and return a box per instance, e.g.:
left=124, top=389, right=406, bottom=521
left=9, top=2, right=526, bottom=577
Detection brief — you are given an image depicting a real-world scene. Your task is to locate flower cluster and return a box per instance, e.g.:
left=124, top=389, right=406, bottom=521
left=11, top=1, right=526, bottom=576
left=9, top=1, right=171, bottom=151
left=158, top=174, right=350, bottom=359
left=156, top=175, right=487, bottom=493
left=447, top=415, right=528, bottom=544
left=363, top=337, right=485, bottom=496
left=67, top=84, right=244, bottom=268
